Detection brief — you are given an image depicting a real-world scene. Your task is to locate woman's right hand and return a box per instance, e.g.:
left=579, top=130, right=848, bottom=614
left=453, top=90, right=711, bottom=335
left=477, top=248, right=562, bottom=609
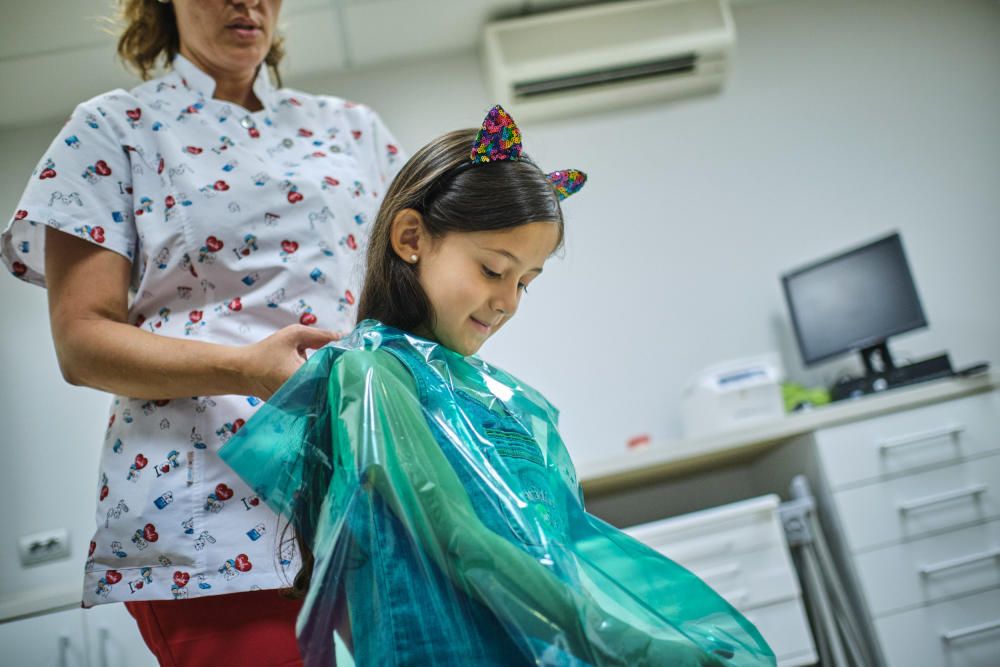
left=239, top=324, right=344, bottom=400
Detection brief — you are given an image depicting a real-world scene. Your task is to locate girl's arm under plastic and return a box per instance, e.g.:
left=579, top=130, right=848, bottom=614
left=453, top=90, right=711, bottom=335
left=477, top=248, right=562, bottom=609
left=335, top=349, right=724, bottom=667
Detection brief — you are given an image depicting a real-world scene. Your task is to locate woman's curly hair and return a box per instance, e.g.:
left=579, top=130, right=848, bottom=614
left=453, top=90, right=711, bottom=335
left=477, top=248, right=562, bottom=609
left=115, top=0, right=284, bottom=85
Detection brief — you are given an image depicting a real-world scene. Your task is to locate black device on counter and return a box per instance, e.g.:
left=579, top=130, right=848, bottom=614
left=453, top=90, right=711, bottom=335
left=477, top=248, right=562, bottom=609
left=781, top=232, right=953, bottom=401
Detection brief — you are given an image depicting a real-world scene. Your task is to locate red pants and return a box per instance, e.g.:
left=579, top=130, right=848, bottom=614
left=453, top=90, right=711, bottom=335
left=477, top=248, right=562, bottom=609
left=125, top=589, right=305, bottom=666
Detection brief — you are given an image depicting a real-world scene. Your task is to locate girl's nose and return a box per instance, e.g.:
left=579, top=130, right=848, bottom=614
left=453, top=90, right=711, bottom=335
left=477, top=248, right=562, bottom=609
left=491, top=283, right=519, bottom=317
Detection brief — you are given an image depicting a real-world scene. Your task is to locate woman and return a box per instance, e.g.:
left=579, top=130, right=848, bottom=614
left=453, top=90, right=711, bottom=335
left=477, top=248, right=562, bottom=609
left=1, top=0, right=404, bottom=664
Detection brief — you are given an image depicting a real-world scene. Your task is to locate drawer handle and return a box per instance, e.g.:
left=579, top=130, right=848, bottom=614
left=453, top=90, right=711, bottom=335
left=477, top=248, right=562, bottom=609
left=897, top=484, right=987, bottom=514
left=666, top=539, right=735, bottom=564
left=941, top=618, right=1000, bottom=643
left=719, top=588, right=749, bottom=606
left=879, top=424, right=965, bottom=454
left=58, top=636, right=70, bottom=667
left=920, top=547, right=1000, bottom=577
left=698, top=562, right=742, bottom=581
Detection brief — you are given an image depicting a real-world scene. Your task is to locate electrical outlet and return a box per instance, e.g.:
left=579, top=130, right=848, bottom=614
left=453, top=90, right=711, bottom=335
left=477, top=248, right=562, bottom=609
left=18, top=529, right=71, bottom=566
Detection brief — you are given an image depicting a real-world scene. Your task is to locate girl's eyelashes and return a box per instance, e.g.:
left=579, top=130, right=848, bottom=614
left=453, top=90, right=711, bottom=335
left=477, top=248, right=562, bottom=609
left=482, top=264, right=529, bottom=294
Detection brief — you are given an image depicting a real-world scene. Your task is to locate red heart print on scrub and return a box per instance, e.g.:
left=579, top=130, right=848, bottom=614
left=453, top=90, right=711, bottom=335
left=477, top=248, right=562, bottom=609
left=232, top=418, right=245, bottom=434
left=185, top=146, right=203, bottom=155
left=351, top=130, right=362, bottom=140
left=165, top=195, right=175, bottom=208
left=300, top=312, right=317, bottom=326
left=173, top=571, right=190, bottom=588
left=143, top=524, right=159, bottom=542
left=228, top=298, right=242, bottom=311
left=281, top=240, right=298, bottom=254
left=99, top=484, right=109, bottom=501
left=39, top=168, right=57, bottom=179
left=344, top=290, right=355, bottom=306
left=15, top=209, right=28, bottom=220
left=298, top=128, right=313, bottom=137
left=95, top=160, right=112, bottom=176
left=213, top=180, right=229, bottom=191
left=89, top=227, right=106, bottom=243
left=324, top=176, right=339, bottom=187
left=205, top=236, right=224, bottom=252
left=189, top=310, right=203, bottom=323
left=234, top=554, right=252, bottom=572
left=105, top=570, right=122, bottom=584
left=287, top=191, right=304, bottom=203
left=126, top=108, right=141, bottom=121
left=134, top=454, right=148, bottom=470
left=12, top=262, right=27, bottom=277
left=215, top=483, right=234, bottom=501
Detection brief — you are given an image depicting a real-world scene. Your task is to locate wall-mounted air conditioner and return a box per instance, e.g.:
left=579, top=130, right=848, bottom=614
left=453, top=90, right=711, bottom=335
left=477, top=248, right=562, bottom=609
left=481, top=0, right=735, bottom=121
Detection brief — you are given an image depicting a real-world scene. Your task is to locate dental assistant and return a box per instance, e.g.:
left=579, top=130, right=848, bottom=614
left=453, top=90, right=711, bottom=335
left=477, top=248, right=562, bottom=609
left=0, top=0, right=404, bottom=663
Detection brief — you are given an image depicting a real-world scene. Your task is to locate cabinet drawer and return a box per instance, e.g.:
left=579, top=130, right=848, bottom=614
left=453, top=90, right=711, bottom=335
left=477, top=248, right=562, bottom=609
left=832, top=451, right=1000, bottom=552
left=816, top=391, right=1000, bottom=490
left=625, top=495, right=784, bottom=560
left=875, top=586, right=1000, bottom=667
left=624, top=495, right=798, bottom=609
left=655, top=543, right=801, bottom=610
left=742, top=598, right=817, bottom=666
left=854, top=518, right=1000, bottom=617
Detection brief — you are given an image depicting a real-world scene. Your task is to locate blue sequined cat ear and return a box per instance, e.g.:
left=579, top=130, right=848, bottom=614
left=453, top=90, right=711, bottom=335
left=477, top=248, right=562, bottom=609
left=470, top=105, right=522, bottom=163
left=546, top=169, right=587, bottom=201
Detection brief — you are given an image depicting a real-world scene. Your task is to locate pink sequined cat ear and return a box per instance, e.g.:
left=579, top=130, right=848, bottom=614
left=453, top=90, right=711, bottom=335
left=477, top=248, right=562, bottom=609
left=470, top=105, right=523, bottom=163
left=546, top=169, right=587, bottom=201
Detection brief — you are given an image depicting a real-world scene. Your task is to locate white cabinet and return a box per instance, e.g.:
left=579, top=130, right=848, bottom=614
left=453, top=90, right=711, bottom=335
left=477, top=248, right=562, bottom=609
left=0, top=608, right=89, bottom=667
left=810, top=390, right=1000, bottom=666
left=625, top=494, right=817, bottom=666
left=0, top=604, right=155, bottom=667
left=84, top=603, right=158, bottom=667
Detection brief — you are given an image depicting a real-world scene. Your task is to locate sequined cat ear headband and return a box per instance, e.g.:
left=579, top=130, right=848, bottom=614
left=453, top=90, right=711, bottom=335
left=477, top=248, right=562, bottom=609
left=470, top=104, right=587, bottom=201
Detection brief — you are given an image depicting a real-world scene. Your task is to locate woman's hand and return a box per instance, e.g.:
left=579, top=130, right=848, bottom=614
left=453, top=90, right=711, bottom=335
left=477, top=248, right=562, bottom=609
left=239, top=324, right=344, bottom=400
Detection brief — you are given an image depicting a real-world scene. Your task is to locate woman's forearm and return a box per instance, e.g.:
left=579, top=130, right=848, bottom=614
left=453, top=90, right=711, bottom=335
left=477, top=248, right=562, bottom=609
left=55, top=316, right=250, bottom=399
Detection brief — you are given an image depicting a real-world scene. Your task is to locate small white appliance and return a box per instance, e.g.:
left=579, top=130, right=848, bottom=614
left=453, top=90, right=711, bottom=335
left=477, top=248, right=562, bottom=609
left=681, top=354, right=785, bottom=437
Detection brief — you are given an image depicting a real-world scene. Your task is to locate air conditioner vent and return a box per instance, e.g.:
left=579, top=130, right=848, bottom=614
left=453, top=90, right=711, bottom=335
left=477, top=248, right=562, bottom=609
left=513, top=55, right=699, bottom=98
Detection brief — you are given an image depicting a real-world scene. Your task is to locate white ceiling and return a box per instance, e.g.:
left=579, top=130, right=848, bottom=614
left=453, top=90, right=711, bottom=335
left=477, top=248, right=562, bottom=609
left=0, top=0, right=764, bottom=129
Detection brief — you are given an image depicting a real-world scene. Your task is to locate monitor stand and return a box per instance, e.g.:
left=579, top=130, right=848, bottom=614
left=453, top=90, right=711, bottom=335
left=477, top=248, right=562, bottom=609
left=829, top=342, right=954, bottom=402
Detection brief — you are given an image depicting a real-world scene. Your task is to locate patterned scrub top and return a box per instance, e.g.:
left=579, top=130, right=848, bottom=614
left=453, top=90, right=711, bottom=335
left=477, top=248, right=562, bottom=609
left=0, top=55, right=406, bottom=606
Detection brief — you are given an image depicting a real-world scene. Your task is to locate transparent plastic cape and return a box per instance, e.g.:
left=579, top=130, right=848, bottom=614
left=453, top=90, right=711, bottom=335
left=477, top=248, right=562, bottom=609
left=220, top=320, right=775, bottom=667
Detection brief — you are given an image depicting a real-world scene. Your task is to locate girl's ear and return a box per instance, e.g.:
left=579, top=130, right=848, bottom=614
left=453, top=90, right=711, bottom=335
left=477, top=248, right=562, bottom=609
left=390, top=208, right=428, bottom=262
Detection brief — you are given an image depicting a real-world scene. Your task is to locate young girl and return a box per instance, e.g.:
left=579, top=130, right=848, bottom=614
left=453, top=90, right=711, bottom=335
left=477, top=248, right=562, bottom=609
left=220, top=106, right=775, bottom=667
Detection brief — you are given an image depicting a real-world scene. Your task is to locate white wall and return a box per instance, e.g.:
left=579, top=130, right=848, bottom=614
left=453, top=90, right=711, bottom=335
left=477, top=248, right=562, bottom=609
left=2, top=0, right=998, bottom=601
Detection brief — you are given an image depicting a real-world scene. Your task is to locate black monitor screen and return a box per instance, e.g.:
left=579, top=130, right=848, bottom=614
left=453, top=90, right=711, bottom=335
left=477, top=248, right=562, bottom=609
left=782, top=233, right=927, bottom=365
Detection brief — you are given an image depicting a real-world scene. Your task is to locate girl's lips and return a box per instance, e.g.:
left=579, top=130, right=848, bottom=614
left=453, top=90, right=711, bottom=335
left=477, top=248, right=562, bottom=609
left=470, top=317, right=491, bottom=334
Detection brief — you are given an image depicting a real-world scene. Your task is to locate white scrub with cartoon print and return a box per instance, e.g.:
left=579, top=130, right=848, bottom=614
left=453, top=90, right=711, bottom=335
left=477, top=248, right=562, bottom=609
left=1, top=55, right=405, bottom=606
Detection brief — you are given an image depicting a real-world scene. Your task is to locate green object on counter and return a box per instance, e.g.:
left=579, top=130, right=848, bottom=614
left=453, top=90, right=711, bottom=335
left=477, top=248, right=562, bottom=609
left=782, top=382, right=832, bottom=412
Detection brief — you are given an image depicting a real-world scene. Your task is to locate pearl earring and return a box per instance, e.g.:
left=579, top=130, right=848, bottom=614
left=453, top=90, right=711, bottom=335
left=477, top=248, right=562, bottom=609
left=410, top=254, right=418, bottom=263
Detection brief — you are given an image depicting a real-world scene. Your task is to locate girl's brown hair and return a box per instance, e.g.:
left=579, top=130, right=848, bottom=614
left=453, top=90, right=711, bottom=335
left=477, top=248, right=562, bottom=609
left=115, top=0, right=285, bottom=85
left=285, top=128, right=566, bottom=599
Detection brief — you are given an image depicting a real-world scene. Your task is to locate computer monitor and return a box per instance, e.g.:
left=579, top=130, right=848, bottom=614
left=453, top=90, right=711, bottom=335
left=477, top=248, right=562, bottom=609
left=781, top=232, right=931, bottom=380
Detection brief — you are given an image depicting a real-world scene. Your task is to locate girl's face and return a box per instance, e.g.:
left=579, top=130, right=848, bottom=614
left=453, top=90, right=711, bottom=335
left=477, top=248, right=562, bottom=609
left=415, top=222, right=561, bottom=356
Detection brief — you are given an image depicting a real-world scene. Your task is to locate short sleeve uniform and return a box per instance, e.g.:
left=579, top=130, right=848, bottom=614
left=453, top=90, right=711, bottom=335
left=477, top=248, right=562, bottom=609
left=0, top=55, right=406, bottom=606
